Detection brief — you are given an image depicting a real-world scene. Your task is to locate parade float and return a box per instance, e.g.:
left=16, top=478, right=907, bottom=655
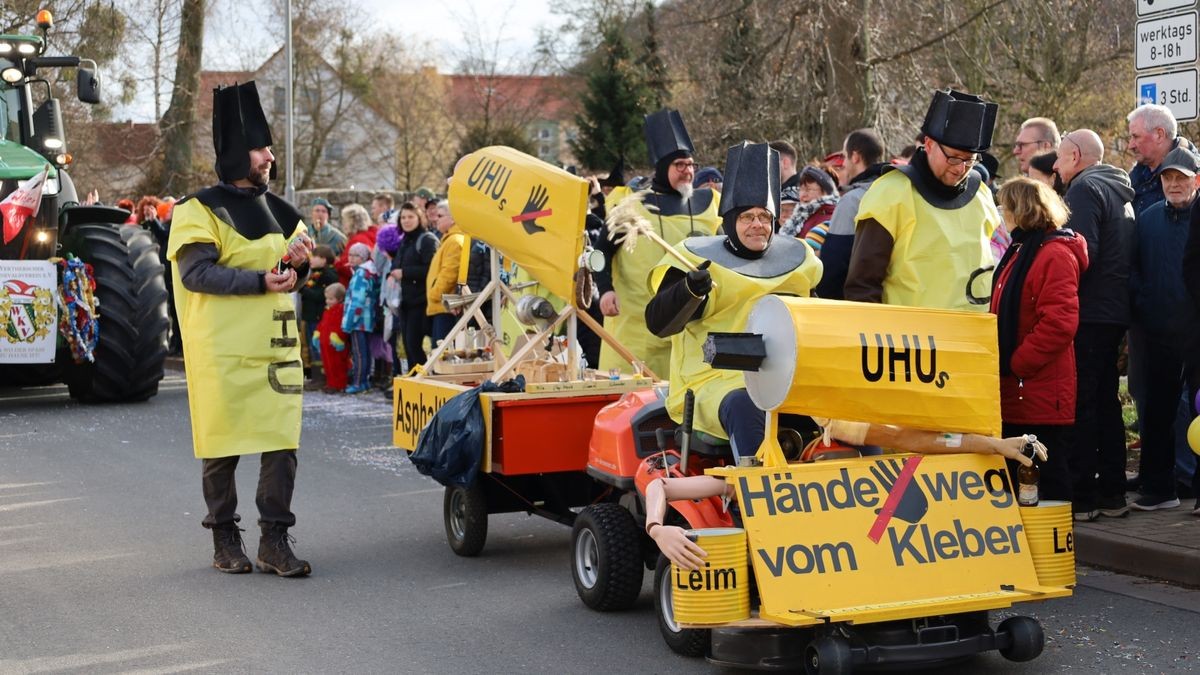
left=393, top=146, right=1072, bottom=673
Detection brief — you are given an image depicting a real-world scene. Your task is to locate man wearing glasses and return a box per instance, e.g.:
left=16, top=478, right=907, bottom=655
left=596, top=108, right=721, bottom=378
left=844, top=89, right=1001, bottom=311
left=643, top=142, right=822, bottom=458
left=1012, top=117, right=1060, bottom=175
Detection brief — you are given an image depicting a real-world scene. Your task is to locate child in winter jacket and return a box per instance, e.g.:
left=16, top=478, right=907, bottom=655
left=342, top=242, right=380, bottom=393
left=298, top=245, right=339, bottom=381
left=313, top=283, right=350, bottom=393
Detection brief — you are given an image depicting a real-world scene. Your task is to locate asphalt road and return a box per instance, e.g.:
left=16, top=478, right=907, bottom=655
left=0, top=376, right=1197, bottom=674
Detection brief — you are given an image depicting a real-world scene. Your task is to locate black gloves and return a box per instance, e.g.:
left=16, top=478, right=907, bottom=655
left=685, top=260, right=713, bottom=297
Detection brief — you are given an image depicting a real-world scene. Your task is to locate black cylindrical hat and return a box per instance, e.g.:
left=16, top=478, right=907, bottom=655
left=212, top=81, right=274, bottom=182
left=920, top=89, right=998, bottom=154
left=644, top=109, right=695, bottom=168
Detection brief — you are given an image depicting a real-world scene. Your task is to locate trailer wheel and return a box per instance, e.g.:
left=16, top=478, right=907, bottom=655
left=571, top=503, right=643, bottom=611
left=61, top=224, right=168, bottom=402
left=804, top=636, right=852, bottom=675
left=653, top=554, right=709, bottom=656
left=998, top=616, right=1044, bottom=662
left=444, top=482, right=488, bottom=556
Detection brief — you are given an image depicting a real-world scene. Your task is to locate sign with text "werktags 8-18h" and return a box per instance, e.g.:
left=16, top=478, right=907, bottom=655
left=1138, top=0, right=1197, bottom=18
left=1137, top=11, right=1198, bottom=70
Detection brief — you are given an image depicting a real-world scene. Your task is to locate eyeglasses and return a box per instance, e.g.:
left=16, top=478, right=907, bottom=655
left=936, top=142, right=979, bottom=167
left=1012, top=140, right=1046, bottom=151
left=736, top=211, right=774, bottom=225
left=670, top=160, right=698, bottom=171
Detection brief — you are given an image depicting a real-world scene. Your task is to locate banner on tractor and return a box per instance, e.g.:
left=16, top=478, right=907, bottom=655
left=720, top=454, right=1051, bottom=626
left=744, top=296, right=1002, bottom=437
left=1, top=166, right=49, bottom=245
left=447, top=146, right=588, bottom=302
left=0, top=260, right=58, bottom=363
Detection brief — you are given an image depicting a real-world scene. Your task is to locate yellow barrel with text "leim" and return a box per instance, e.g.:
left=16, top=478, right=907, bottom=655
left=671, top=528, right=751, bottom=624
left=1020, top=500, right=1075, bottom=587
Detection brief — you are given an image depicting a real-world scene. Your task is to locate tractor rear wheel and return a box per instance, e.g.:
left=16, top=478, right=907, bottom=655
left=61, top=224, right=168, bottom=402
left=654, top=554, right=710, bottom=657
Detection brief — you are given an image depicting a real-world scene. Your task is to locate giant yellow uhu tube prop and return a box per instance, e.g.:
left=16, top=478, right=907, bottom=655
left=733, top=296, right=1001, bottom=436
left=447, top=146, right=588, bottom=302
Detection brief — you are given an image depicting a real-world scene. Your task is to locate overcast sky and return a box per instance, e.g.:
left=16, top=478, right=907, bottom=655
left=202, top=0, right=565, bottom=73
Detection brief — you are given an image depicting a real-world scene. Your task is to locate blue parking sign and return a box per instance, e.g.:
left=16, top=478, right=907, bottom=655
left=1141, top=83, right=1158, bottom=105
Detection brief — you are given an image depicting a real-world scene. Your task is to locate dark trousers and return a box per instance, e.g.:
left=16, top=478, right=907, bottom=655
left=1138, top=333, right=1185, bottom=497
left=1070, top=323, right=1128, bottom=510
left=348, top=330, right=372, bottom=388
left=718, top=390, right=820, bottom=461
left=1002, top=422, right=1073, bottom=503
left=430, top=313, right=456, bottom=345
left=400, top=304, right=429, bottom=370
left=202, top=450, right=297, bottom=529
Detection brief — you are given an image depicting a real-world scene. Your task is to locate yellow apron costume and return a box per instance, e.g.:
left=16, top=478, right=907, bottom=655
left=167, top=199, right=307, bottom=458
left=650, top=237, right=822, bottom=439
left=854, top=164, right=1000, bottom=312
left=599, top=185, right=720, bottom=377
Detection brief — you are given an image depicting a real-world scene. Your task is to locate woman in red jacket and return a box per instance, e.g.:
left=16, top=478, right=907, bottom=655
left=334, top=203, right=379, bottom=286
left=991, top=177, right=1089, bottom=505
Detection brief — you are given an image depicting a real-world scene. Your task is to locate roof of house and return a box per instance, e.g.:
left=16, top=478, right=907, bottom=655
left=91, top=121, right=160, bottom=165
left=444, top=74, right=578, bottom=123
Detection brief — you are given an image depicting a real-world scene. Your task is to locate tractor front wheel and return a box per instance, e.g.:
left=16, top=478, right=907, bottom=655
left=61, top=224, right=168, bottom=402
left=571, top=503, right=643, bottom=611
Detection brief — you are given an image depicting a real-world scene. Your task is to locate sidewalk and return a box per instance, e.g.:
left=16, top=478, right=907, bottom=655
left=1074, top=497, right=1200, bottom=587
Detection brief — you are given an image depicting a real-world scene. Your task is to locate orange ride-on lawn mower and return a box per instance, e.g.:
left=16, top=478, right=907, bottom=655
left=569, top=296, right=1072, bottom=673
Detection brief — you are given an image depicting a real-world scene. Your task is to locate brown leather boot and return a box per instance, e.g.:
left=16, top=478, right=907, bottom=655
left=256, top=525, right=312, bottom=577
left=211, top=525, right=252, bottom=574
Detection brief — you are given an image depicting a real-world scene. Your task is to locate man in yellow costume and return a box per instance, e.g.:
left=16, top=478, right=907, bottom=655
left=644, top=142, right=822, bottom=459
left=167, top=82, right=313, bottom=577
left=596, top=109, right=721, bottom=378
left=845, top=89, right=1001, bottom=310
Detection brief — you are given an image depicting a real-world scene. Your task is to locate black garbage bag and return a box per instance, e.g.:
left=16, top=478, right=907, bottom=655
left=409, top=375, right=525, bottom=487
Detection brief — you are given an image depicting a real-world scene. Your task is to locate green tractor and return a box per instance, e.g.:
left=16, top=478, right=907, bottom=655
left=0, top=14, right=169, bottom=402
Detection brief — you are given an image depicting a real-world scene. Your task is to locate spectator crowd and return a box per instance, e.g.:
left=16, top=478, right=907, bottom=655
left=104, top=99, right=1200, bottom=523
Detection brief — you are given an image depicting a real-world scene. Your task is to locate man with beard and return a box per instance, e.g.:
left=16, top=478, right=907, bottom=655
left=595, top=109, right=721, bottom=378
left=308, top=197, right=346, bottom=257
left=167, top=82, right=313, bottom=577
left=643, top=141, right=822, bottom=460
left=845, top=90, right=1001, bottom=311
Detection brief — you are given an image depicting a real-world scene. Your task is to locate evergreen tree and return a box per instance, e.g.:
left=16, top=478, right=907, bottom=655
left=637, top=2, right=669, bottom=110
left=718, top=1, right=765, bottom=107
left=570, top=23, right=651, bottom=171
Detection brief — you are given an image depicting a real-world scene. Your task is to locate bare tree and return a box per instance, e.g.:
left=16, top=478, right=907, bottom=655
left=158, top=0, right=203, bottom=194
left=122, top=0, right=181, bottom=121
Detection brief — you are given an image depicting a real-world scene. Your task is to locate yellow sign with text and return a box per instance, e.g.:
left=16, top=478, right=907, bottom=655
left=447, top=146, right=588, bottom=302
left=392, top=378, right=470, bottom=452
left=714, top=454, right=1049, bottom=626
left=746, top=296, right=1002, bottom=436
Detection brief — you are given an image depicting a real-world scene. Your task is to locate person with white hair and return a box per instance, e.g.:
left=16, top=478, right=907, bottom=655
left=1127, top=103, right=1194, bottom=216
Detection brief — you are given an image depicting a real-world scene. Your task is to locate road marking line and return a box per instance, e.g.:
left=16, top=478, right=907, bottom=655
left=0, top=497, right=81, bottom=513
